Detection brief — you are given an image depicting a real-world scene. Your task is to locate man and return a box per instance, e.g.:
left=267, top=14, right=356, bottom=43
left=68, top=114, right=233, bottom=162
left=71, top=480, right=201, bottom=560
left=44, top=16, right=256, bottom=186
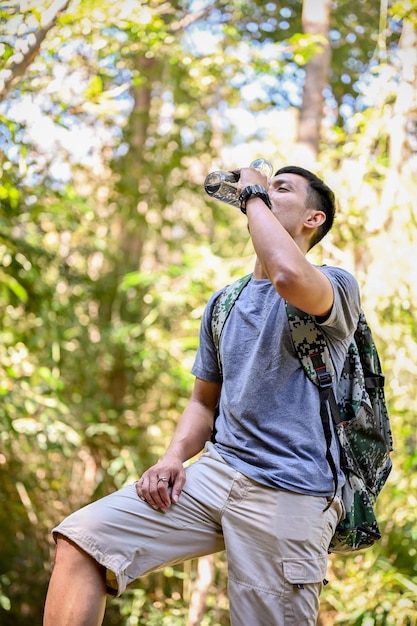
left=43, top=165, right=360, bottom=625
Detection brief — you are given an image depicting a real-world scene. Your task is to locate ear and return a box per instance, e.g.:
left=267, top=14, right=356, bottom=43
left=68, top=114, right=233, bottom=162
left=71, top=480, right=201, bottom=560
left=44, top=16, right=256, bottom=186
left=304, top=210, right=326, bottom=231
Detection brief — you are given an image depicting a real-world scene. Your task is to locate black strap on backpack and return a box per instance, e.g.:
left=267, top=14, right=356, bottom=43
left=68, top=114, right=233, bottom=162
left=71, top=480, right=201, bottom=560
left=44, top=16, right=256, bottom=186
left=310, top=352, right=342, bottom=509
left=286, top=300, right=346, bottom=509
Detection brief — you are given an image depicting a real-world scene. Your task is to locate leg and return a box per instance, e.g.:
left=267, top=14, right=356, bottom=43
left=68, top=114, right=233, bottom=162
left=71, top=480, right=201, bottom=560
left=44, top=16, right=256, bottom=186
left=222, top=478, right=344, bottom=626
left=43, top=536, right=106, bottom=626
left=43, top=444, right=230, bottom=620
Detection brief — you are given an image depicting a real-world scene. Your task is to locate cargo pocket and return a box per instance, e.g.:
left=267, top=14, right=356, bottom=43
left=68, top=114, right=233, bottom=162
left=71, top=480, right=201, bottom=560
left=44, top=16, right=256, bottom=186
left=282, top=557, right=328, bottom=624
left=283, top=556, right=327, bottom=585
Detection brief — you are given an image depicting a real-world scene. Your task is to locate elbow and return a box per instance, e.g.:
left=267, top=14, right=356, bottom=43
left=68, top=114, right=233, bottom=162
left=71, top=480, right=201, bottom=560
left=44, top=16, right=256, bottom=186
left=270, top=266, right=303, bottom=299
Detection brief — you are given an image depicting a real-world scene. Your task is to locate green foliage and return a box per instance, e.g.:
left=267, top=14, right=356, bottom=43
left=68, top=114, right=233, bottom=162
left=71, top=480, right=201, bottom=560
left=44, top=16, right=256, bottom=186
left=0, top=0, right=416, bottom=624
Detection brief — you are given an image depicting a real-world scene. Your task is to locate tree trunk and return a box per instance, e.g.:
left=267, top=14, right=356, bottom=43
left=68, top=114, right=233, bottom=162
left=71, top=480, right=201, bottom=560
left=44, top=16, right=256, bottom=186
left=101, top=55, right=158, bottom=407
left=377, top=17, right=417, bottom=228
left=388, top=18, right=416, bottom=168
left=186, top=555, right=215, bottom=626
left=297, top=0, right=332, bottom=164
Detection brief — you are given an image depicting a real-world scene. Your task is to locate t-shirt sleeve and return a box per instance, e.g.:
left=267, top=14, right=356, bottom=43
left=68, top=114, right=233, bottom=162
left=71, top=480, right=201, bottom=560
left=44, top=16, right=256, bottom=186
left=316, top=266, right=361, bottom=341
left=191, top=290, right=223, bottom=383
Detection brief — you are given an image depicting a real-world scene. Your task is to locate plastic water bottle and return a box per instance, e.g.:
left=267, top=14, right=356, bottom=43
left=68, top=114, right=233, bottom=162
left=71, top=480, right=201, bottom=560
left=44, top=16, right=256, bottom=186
left=204, top=158, right=274, bottom=208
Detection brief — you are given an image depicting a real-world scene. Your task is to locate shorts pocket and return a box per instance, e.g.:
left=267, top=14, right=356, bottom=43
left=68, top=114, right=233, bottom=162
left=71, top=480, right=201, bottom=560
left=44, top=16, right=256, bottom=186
left=283, top=556, right=327, bottom=585
left=282, top=558, right=327, bottom=624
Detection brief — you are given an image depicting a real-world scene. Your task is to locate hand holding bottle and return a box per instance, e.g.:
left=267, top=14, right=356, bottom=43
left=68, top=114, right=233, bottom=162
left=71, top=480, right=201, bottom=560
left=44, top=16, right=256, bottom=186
left=204, top=158, right=273, bottom=208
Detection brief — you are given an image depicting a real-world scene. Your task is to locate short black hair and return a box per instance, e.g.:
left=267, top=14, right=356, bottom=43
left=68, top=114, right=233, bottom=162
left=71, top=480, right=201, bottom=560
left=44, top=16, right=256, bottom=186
left=274, top=165, right=336, bottom=250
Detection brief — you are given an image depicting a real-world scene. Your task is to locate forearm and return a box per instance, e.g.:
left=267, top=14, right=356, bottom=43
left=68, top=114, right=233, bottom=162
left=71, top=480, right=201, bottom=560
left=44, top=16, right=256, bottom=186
left=245, top=197, right=309, bottom=288
left=246, top=198, right=332, bottom=315
left=136, top=399, right=214, bottom=510
left=137, top=378, right=220, bottom=510
left=162, top=398, right=215, bottom=464
left=237, top=166, right=333, bottom=316
left=237, top=167, right=307, bottom=288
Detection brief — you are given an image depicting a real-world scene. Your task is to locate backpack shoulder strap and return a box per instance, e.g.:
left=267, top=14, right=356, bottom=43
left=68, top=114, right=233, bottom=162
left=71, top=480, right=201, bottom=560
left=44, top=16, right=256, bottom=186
left=285, top=301, right=335, bottom=385
left=211, top=273, right=252, bottom=354
left=285, top=301, right=340, bottom=505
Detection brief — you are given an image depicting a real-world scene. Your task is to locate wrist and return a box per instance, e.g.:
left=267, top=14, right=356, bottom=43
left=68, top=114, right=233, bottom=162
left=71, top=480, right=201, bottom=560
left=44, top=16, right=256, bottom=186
left=239, top=185, right=272, bottom=214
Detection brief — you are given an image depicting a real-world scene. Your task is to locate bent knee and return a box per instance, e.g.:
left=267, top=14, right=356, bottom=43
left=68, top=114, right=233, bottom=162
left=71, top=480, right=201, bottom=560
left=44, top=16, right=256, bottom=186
left=54, top=534, right=104, bottom=576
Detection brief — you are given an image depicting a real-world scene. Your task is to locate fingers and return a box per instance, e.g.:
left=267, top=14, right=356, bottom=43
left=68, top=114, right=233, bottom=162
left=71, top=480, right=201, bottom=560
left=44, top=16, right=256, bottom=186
left=238, top=167, right=267, bottom=190
left=170, top=473, right=185, bottom=504
left=136, top=467, right=185, bottom=512
left=136, top=473, right=170, bottom=511
left=228, top=169, right=240, bottom=182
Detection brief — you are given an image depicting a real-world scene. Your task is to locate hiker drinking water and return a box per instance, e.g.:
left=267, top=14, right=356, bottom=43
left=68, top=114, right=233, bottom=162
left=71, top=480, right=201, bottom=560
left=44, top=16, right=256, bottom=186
left=44, top=165, right=361, bottom=626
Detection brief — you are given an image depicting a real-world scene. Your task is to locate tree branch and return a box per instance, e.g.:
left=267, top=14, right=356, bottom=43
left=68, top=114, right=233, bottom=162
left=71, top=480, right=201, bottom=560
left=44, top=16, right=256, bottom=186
left=168, top=3, right=215, bottom=32
left=0, top=0, right=70, bottom=102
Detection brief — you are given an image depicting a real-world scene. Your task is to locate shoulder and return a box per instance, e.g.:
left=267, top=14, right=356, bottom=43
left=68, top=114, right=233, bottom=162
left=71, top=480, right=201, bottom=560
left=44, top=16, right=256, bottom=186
left=205, top=274, right=253, bottom=318
left=199, top=285, right=230, bottom=335
left=315, top=266, right=361, bottom=338
left=205, top=287, right=227, bottom=316
left=319, top=265, right=360, bottom=297
left=319, top=264, right=358, bottom=283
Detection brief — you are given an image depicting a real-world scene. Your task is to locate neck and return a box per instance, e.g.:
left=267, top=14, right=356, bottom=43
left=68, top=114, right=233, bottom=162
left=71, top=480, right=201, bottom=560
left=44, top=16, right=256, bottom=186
left=252, top=237, right=308, bottom=280
left=252, top=258, right=269, bottom=280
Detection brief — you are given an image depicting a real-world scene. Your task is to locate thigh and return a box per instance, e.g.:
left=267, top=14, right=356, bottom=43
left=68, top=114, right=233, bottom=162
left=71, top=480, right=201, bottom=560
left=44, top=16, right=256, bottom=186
left=53, top=446, right=232, bottom=596
left=223, top=482, right=343, bottom=626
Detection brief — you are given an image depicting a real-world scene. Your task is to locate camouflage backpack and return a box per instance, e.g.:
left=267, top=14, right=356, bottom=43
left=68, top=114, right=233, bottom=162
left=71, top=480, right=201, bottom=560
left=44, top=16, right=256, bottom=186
left=211, top=273, right=393, bottom=554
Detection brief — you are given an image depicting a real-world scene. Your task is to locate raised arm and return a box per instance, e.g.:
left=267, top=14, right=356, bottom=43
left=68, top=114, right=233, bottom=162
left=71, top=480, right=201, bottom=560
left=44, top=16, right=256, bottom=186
left=136, top=378, right=221, bottom=511
left=238, top=167, right=334, bottom=318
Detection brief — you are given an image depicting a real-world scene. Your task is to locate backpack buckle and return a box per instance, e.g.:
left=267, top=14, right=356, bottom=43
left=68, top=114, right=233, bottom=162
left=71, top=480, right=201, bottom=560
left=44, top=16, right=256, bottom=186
left=311, top=353, right=333, bottom=389
left=317, top=369, right=333, bottom=388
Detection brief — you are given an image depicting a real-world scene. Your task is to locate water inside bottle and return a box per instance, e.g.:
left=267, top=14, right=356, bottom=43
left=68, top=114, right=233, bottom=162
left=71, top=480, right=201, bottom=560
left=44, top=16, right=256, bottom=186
left=250, top=159, right=273, bottom=179
left=209, top=181, right=240, bottom=207
left=204, top=171, right=223, bottom=195
left=204, top=171, right=240, bottom=206
left=204, top=159, right=273, bottom=208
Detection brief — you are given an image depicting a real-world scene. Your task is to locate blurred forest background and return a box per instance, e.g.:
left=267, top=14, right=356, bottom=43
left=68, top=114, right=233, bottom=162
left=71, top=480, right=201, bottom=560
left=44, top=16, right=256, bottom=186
left=1, top=0, right=416, bottom=624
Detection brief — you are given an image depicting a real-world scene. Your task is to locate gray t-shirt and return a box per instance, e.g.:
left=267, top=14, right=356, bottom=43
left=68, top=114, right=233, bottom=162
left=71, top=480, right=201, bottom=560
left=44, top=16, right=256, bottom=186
left=191, top=265, right=361, bottom=497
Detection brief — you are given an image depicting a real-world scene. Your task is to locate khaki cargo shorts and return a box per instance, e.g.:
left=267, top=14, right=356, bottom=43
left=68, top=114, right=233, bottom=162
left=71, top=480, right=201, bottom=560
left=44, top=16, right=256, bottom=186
left=53, top=442, right=343, bottom=625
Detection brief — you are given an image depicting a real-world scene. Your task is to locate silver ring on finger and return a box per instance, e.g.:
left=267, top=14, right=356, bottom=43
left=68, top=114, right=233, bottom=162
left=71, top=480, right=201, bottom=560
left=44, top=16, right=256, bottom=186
left=157, top=476, right=169, bottom=484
